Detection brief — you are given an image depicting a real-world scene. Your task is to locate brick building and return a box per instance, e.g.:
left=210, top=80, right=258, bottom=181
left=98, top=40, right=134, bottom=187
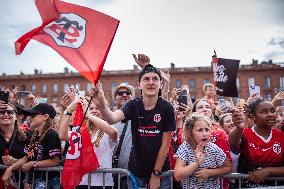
left=1, top=60, right=284, bottom=106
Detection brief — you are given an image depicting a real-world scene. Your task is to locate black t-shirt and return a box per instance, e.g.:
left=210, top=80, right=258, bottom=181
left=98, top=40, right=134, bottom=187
left=0, top=129, right=31, bottom=186
left=24, top=129, right=61, bottom=179
left=0, top=130, right=31, bottom=164
left=122, top=97, right=176, bottom=177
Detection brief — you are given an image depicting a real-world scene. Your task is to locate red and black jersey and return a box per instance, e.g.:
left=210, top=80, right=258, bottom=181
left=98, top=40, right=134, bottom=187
left=238, top=126, right=284, bottom=173
left=210, top=123, right=232, bottom=161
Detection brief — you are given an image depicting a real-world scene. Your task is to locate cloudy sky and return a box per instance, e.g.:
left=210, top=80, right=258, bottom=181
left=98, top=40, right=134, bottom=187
left=0, top=0, right=284, bottom=75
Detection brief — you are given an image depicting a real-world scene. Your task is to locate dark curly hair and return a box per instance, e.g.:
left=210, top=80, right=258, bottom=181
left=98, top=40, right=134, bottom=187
left=244, top=97, right=266, bottom=117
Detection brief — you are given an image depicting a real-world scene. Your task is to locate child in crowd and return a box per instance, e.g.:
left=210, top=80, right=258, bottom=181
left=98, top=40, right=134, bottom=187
left=229, top=97, right=284, bottom=187
left=174, top=113, right=232, bottom=189
left=2, top=103, right=61, bottom=189
left=59, top=95, right=118, bottom=189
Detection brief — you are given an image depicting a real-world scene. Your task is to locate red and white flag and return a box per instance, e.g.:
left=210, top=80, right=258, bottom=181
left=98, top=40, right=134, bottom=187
left=15, top=0, right=119, bottom=83
left=62, top=103, right=100, bottom=189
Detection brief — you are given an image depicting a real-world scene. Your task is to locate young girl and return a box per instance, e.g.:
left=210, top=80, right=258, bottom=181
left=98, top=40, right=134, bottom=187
left=59, top=96, right=118, bottom=189
left=174, top=113, right=231, bottom=189
left=2, top=103, right=61, bottom=189
left=229, top=98, right=284, bottom=187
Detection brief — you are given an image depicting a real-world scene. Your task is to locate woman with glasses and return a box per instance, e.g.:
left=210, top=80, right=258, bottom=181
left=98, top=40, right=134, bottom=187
left=0, top=101, right=31, bottom=188
left=2, top=103, right=61, bottom=189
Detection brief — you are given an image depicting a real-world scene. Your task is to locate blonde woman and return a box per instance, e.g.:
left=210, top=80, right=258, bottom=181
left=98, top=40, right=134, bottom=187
left=59, top=96, right=118, bottom=189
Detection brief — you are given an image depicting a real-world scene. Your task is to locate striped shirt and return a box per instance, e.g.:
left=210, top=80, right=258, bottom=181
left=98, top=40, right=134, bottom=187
left=175, top=142, right=226, bottom=189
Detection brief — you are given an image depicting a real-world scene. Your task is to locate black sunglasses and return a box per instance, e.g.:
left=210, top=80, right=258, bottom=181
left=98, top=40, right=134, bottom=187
left=0, top=110, right=16, bottom=115
left=116, top=90, right=131, bottom=96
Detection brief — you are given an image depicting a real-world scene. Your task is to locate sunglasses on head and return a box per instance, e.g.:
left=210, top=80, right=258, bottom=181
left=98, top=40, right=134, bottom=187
left=116, top=90, right=131, bottom=96
left=0, top=110, right=16, bottom=115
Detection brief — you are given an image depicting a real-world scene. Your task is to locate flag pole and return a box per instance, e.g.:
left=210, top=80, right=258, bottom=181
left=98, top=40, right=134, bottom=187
left=79, top=79, right=98, bottom=129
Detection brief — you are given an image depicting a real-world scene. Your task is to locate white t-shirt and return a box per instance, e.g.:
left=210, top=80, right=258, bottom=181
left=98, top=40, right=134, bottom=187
left=176, top=142, right=226, bottom=189
left=79, top=131, right=117, bottom=186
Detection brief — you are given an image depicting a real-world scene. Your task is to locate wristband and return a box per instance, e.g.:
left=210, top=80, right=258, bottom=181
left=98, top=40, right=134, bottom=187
left=152, top=170, right=161, bottom=177
left=64, top=110, right=72, bottom=116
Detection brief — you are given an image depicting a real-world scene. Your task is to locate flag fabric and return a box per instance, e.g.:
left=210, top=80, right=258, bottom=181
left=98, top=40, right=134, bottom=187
left=212, top=56, right=240, bottom=97
left=61, top=103, right=100, bottom=189
left=15, top=0, right=119, bottom=84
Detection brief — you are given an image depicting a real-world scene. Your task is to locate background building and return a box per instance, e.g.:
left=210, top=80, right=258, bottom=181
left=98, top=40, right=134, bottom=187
left=1, top=60, right=284, bottom=107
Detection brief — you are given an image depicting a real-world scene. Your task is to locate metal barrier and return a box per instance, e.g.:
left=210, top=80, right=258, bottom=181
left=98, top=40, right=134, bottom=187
left=161, top=170, right=284, bottom=189
left=1, top=164, right=284, bottom=189
left=0, top=164, right=138, bottom=189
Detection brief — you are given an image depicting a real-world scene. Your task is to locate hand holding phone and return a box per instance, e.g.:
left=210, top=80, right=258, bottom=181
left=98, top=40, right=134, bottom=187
left=218, top=99, right=228, bottom=112
left=0, top=91, right=9, bottom=104
left=177, top=89, right=187, bottom=111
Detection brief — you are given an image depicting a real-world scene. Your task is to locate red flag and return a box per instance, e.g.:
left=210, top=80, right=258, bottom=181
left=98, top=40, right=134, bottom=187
left=61, top=103, right=100, bottom=189
left=15, top=0, right=119, bottom=84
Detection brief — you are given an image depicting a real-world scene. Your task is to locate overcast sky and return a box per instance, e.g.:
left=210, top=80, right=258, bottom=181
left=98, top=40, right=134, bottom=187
left=0, top=0, right=284, bottom=75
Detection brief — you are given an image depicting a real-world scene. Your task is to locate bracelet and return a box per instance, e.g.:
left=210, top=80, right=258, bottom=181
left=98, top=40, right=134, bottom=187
left=64, top=110, right=72, bottom=116
left=33, top=161, right=38, bottom=168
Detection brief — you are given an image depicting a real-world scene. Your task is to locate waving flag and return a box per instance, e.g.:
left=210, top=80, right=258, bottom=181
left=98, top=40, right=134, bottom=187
left=15, top=0, right=119, bottom=84
left=62, top=103, right=100, bottom=189
left=212, top=52, right=240, bottom=97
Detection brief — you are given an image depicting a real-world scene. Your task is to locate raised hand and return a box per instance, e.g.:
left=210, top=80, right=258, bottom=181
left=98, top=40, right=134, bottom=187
left=231, top=109, right=246, bottom=129
left=132, top=54, right=150, bottom=69
left=160, top=70, right=170, bottom=83
left=89, top=81, right=107, bottom=109
left=194, top=143, right=205, bottom=166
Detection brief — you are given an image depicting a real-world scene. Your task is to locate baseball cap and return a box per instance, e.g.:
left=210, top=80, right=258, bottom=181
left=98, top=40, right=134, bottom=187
left=138, top=64, right=162, bottom=82
left=23, top=103, right=56, bottom=119
left=112, top=83, right=135, bottom=100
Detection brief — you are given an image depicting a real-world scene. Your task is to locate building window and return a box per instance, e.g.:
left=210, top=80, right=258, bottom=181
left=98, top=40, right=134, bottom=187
left=31, top=84, right=36, bottom=93
left=41, top=84, right=47, bottom=93
left=52, top=84, right=58, bottom=93
left=248, top=77, right=255, bottom=87
left=176, top=79, right=182, bottom=88
left=111, top=81, right=117, bottom=90
left=86, top=83, right=93, bottom=91
left=203, top=79, right=210, bottom=85
left=264, top=94, right=272, bottom=101
left=64, top=83, right=69, bottom=93
left=52, top=97, right=57, bottom=103
left=236, top=78, right=240, bottom=89
left=21, top=85, right=26, bottom=91
left=188, top=80, right=196, bottom=91
left=280, top=76, right=284, bottom=90
left=263, top=77, right=271, bottom=88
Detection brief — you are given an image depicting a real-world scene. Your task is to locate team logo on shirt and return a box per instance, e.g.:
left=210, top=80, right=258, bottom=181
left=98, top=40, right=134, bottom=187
left=210, top=136, right=217, bottom=143
left=273, top=143, right=281, bottom=155
left=153, top=114, right=161, bottom=123
left=66, top=126, right=82, bottom=160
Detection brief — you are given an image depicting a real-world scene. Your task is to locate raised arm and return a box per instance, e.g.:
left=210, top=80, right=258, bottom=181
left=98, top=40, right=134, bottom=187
left=81, top=99, right=118, bottom=142
left=229, top=110, right=246, bottom=148
left=90, top=82, right=125, bottom=124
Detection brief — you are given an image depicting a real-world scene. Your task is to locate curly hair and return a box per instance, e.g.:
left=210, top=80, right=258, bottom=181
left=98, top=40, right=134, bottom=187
left=244, top=97, right=266, bottom=117
left=184, top=113, right=211, bottom=147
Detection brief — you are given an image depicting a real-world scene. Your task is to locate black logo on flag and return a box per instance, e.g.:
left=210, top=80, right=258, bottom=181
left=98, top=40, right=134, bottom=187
left=213, top=58, right=240, bottom=97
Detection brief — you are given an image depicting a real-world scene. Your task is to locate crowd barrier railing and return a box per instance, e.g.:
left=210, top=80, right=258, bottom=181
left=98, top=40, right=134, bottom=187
left=0, top=164, right=138, bottom=189
left=1, top=164, right=284, bottom=189
left=161, top=170, right=284, bottom=189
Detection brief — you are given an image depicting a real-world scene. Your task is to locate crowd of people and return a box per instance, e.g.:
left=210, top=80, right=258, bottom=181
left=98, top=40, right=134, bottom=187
left=1, top=54, right=284, bottom=189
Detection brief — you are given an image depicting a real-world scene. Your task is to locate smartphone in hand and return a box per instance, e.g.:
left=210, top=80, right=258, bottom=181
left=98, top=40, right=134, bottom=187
left=177, top=89, right=187, bottom=111
left=0, top=91, right=9, bottom=104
